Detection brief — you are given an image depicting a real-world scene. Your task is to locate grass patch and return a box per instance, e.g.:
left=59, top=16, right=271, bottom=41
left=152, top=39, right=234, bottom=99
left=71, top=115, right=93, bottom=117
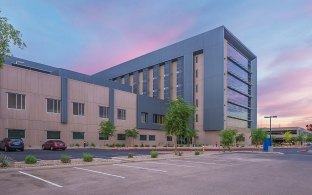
left=60, top=154, right=71, bottom=163
left=150, top=150, right=158, bottom=158
left=0, top=153, right=14, bottom=167
left=82, top=153, right=93, bottom=162
left=128, top=153, right=134, bottom=158
left=25, top=155, right=37, bottom=164
left=194, top=150, right=200, bottom=155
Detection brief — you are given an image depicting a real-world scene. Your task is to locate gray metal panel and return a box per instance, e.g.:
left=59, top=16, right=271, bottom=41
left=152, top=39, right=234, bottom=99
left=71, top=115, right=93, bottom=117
left=153, top=65, right=159, bottom=98
left=109, top=88, right=115, bottom=124
left=137, top=95, right=168, bottom=130
left=61, top=77, right=68, bottom=124
left=250, top=58, right=257, bottom=129
left=164, top=62, right=170, bottom=101
left=133, top=71, right=138, bottom=94
left=124, top=74, right=130, bottom=86
left=203, top=28, right=226, bottom=130
left=142, top=69, right=148, bottom=95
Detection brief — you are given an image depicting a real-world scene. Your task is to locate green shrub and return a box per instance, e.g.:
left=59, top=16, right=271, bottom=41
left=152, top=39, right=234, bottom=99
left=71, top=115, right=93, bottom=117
left=194, top=151, right=200, bottom=155
left=134, top=145, right=138, bottom=147
left=60, top=154, right=71, bottom=163
left=25, top=155, right=37, bottom=164
left=82, top=153, right=93, bottom=162
left=145, top=144, right=150, bottom=147
left=121, top=144, right=125, bottom=147
left=128, top=153, right=134, bottom=158
left=75, top=143, right=80, bottom=147
left=150, top=150, right=158, bottom=158
left=91, top=143, right=96, bottom=147
left=0, top=153, right=14, bottom=167
left=115, top=143, right=121, bottom=147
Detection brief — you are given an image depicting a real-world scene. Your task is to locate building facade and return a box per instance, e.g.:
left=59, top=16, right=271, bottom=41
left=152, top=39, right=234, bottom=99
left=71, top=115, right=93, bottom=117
left=0, top=26, right=257, bottom=147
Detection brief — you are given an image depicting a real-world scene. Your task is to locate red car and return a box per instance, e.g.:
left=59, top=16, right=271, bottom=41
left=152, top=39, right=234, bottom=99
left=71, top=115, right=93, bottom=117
left=42, top=140, right=67, bottom=151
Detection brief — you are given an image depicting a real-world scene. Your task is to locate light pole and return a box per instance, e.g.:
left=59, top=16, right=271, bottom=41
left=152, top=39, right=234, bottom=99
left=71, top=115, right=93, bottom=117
left=264, top=115, right=277, bottom=145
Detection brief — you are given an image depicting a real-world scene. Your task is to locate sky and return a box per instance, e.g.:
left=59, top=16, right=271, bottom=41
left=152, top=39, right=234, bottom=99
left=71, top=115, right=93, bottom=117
left=1, top=0, right=311, bottom=128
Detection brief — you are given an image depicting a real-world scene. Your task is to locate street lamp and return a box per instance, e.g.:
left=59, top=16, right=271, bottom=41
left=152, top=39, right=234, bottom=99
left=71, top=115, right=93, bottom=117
left=264, top=115, right=277, bottom=144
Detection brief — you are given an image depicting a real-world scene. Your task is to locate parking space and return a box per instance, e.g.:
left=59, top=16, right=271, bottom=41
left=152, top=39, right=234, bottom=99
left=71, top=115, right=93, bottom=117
left=1, top=153, right=312, bottom=195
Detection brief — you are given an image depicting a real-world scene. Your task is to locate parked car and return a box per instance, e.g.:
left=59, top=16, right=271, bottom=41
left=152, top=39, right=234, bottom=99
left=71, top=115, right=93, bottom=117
left=0, top=137, right=24, bottom=152
left=42, top=140, right=67, bottom=150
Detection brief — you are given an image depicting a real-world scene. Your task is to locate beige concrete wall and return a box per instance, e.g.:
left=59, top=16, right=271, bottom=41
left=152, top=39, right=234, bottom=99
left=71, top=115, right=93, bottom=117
left=170, top=61, right=177, bottom=100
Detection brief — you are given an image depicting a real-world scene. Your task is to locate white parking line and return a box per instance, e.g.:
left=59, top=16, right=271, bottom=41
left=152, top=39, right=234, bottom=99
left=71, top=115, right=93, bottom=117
left=73, top=167, right=125, bottom=179
left=144, top=161, right=195, bottom=168
left=168, top=159, right=217, bottom=165
left=113, top=164, right=167, bottom=172
left=19, top=171, right=63, bottom=188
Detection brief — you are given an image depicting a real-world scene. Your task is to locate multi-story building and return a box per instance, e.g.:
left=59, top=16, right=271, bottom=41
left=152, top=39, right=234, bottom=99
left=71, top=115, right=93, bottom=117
left=0, top=26, right=257, bottom=147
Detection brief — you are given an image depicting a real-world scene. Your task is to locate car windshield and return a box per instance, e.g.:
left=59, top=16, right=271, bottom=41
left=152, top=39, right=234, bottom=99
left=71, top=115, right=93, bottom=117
left=10, top=138, right=22, bottom=142
left=55, top=141, right=64, bottom=144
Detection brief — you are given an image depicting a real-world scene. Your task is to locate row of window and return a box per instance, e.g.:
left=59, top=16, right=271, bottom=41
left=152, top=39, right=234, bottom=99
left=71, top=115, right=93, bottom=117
left=6, top=93, right=128, bottom=120
left=7, top=129, right=175, bottom=142
left=141, top=113, right=165, bottom=124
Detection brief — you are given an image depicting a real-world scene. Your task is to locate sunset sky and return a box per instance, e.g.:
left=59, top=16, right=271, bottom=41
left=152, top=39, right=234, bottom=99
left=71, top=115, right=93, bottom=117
left=1, top=0, right=311, bottom=128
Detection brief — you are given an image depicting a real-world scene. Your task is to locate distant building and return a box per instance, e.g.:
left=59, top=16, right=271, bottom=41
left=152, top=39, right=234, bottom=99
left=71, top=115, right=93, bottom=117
left=0, top=26, right=257, bottom=147
left=264, top=127, right=312, bottom=142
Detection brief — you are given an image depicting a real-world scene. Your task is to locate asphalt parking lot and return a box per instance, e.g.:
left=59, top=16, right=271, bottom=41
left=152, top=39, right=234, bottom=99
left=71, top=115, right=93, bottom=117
left=1, top=153, right=312, bottom=195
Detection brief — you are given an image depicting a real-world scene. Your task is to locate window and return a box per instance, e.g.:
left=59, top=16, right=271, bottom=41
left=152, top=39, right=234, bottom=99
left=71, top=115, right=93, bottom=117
left=149, top=135, right=156, bottom=141
left=99, top=106, right=109, bottom=118
left=8, top=129, right=25, bottom=138
left=47, top=131, right=60, bottom=139
left=167, top=136, right=172, bottom=141
left=195, top=56, right=198, bottom=63
left=195, top=69, right=198, bottom=78
left=153, top=114, right=164, bottom=124
left=117, top=134, right=126, bottom=140
left=73, top=102, right=84, bottom=116
left=73, top=132, right=84, bottom=140
left=7, top=93, right=25, bottom=109
left=195, top=84, right=198, bottom=93
left=141, top=112, right=148, bottom=123
left=117, top=109, right=126, bottom=120
left=195, top=114, right=198, bottom=122
left=195, top=99, right=198, bottom=107
left=47, top=99, right=61, bottom=113
left=140, top=135, right=147, bottom=141
left=99, top=134, right=109, bottom=140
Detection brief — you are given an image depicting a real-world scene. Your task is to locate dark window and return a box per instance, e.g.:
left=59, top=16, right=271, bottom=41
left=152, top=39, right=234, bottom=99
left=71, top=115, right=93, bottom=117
left=7, top=93, right=26, bottom=109
left=167, top=136, right=172, bottom=141
left=149, top=135, right=156, bottom=141
left=73, top=102, right=84, bottom=116
left=99, top=134, right=109, bottom=140
left=99, top=106, right=109, bottom=118
left=195, top=56, right=198, bottom=63
left=117, top=109, right=126, bottom=120
left=73, top=132, right=84, bottom=140
left=153, top=114, right=164, bottom=124
left=196, top=99, right=198, bottom=107
left=195, top=69, right=198, bottom=78
left=47, top=131, right=60, bottom=139
left=141, top=112, right=148, bottom=123
left=117, top=134, right=126, bottom=140
left=140, top=135, right=147, bottom=141
left=195, top=84, right=198, bottom=93
left=195, top=114, right=198, bottom=122
left=47, top=99, right=61, bottom=113
left=8, top=129, right=25, bottom=138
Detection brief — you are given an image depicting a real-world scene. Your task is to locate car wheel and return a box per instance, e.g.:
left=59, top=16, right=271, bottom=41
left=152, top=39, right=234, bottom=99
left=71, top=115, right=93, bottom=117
left=50, top=146, right=54, bottom=151
left=21, top=148, right=24, bottom=152
left=4, top=146, right=8, bottom=152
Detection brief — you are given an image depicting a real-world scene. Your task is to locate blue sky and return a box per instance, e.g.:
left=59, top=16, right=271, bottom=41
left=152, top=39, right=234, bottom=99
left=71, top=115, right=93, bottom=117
left=1, top=0, right=312, bottom=128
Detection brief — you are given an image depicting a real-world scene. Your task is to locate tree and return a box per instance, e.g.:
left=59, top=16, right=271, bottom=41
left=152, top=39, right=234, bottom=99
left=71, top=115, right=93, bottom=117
left=125, top=128, right=139, bottom=147
left=250, top=128, right=268, bottom=148
left=185, top=129, right=198, bottom=145
left=163, top=97, right=196, bottom=152
left=219, top=129, right=237, bottom=152
left=0, top=11, right=26, bottom=68
left=283, top=131, right=292, bottom=145
left=99, top=121, right=115, bottom=140
left=306, top=124, right=312, bottom=131
left=235, top=133, right=245, bottom=146
left=306, top=134, right=312, bottom=142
